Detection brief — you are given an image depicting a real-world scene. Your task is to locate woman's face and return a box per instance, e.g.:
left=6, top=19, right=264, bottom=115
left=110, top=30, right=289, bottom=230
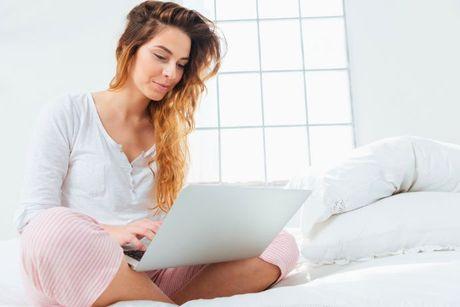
left=129, top=26, right=191, bottom=101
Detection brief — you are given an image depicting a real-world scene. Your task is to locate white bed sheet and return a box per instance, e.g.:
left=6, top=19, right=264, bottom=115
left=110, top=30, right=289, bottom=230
left=2, top=229, right=460, bottom=307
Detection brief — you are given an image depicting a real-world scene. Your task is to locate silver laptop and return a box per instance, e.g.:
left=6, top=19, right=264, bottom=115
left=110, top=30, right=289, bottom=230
left=123, top=183, right=311, bottom=272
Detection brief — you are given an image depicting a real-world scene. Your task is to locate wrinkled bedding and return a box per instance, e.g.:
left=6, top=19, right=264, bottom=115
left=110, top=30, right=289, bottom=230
left=300, top=135, right=460, bottom=234
left=3, top=228, right=460, bottom=307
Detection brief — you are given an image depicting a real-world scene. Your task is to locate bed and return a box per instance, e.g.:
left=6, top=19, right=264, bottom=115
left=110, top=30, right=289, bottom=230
left=3, top=135, right=460, bottom=306
left=2, top=227, right=460, bottom=306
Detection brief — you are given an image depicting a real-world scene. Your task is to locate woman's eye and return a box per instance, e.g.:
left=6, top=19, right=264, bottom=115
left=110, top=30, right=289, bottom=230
left=154, top=53, right=186, bottom=69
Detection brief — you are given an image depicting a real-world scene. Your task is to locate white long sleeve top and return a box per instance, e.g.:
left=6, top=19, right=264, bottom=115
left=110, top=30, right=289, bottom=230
left=13, top=92, right=166, bottom=234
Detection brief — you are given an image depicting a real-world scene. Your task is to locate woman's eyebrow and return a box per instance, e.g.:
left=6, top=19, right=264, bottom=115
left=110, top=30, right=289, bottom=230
left=153, top=45, right=189, bottom=60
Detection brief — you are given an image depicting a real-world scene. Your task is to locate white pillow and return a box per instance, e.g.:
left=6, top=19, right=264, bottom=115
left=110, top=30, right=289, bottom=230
left=299, top=135, right=460, bottom=235
left=301, top=192, right=460, bottom=266
left=285, top=165, right=323, bottom=190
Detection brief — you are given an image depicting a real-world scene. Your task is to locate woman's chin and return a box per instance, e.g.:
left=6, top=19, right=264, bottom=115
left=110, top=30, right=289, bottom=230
left=145, top=90, right=165, bottom=102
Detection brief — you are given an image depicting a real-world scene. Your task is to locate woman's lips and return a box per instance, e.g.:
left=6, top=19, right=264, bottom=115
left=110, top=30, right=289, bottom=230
left=153, top=81, right=169, bottom=92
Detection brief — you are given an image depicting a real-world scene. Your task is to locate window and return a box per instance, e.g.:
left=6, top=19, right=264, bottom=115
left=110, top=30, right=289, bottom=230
left=183, top=0, right=355, bottom=184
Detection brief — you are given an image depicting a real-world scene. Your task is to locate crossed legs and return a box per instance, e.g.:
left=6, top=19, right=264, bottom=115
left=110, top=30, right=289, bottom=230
left=169, top=257, right=281, bottom=305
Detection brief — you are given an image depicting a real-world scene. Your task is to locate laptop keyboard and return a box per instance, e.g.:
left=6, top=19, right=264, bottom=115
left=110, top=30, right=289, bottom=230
left=123, top=249, right=145, bottom=261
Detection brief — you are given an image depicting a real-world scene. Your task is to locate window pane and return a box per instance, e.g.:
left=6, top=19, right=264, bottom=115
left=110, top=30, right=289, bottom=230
left=196, top=78, right=218, bottom=128
left=265, top=127, right=309, bottom=181
left=187, top=129, right=220, bottom=183
left=300, top=0, right=343, bottom=17
left=259, top=20, right=303, bottom=70
left=258, top=0, right=299, bottom=18
left=262, top=72, right=306, bottom=125
left=216, top=0, right=257, bottom=20
left=221, top=128, right=265, bottom=182
left=218, top=21, right=260, bottom=72
left=219, top=73, right=262, bottom=127
left=302, top=18, right=347, bottom=69
left=306, top=70, right=351, bottom=124
left=309, top=125, right=354, bottom=168
left=182, top=0, right=215, bottom=20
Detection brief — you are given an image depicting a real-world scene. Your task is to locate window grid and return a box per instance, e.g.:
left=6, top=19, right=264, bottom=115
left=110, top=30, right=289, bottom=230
left=297, top=0, right=313, bottom=168
left=195, top=0, right=356, bottom=183
left=342, top=0, right=357, bottom=147
left=196, top=123, right=352, bottom=130
left=213, top=1, right=223, bottom=182
left=219, top=68, right=348, bottom=75
left=214, top=16, right=345, bottom=23
left=255, top=0, right=269, bottom=182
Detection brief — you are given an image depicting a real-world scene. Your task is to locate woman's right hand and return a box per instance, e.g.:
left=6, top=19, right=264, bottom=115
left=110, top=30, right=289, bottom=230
left=102, top=219, right=163, bottom=251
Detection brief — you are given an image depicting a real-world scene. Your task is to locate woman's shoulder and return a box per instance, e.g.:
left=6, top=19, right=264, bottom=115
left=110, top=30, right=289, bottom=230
left=40, top=91, right=92, bottom=120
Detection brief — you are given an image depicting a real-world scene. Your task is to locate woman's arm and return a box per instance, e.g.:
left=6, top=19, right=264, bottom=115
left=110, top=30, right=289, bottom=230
left=13, top=95, right=75, bottom=234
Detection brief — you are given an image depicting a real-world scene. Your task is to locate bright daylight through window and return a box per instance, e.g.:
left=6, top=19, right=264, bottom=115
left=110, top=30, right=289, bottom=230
left=183, top=0, right=355, bottom=184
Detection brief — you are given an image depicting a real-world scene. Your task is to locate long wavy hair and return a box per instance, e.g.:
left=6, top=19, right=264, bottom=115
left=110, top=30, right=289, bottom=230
left=108, top=1, right=223, bottom=214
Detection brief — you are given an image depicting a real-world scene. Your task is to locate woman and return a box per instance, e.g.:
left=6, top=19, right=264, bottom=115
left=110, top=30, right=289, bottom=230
left=15, top=1, right=299, bottom=306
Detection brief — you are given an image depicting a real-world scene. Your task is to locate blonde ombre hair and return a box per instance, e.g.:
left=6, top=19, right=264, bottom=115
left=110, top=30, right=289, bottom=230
left=109, top=1, right=222, bottom=214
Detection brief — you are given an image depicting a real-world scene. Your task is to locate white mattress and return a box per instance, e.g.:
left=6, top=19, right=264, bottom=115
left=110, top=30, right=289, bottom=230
left=3, top=229, right=460, bottom=307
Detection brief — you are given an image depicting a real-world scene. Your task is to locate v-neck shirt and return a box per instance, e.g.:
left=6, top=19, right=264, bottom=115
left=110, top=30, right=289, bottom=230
left=14, top=92, right=165, bottom=234
left=88, top=92, right=156, bottom=166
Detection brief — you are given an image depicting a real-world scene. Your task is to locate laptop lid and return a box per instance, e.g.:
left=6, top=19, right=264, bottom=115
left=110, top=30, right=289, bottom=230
left=132, top=184, right=310, bottom=271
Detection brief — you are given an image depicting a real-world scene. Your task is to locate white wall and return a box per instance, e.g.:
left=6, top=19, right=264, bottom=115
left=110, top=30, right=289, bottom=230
left=345, top=0, right=460, bottom=146
left=0, top=0, right=145, bottom=240
left=2, top=0, right=459, bottom=240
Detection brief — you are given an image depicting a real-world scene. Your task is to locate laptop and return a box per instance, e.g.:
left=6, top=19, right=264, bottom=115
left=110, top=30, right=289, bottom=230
left=123, top=183, right=311, bottom=272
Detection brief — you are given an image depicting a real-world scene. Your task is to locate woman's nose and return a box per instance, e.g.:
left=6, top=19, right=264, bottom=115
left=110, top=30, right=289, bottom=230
left=163, top=64, right=176, bottom=80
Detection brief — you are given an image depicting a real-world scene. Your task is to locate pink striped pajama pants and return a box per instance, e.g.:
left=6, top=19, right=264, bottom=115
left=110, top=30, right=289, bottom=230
left=19, top=206, right=299, bottom=306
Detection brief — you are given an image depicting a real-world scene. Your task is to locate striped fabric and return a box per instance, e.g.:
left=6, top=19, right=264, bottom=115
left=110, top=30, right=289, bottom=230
left=20, top=207, right=124, bottom=306
left=20, top=207, right=300, bottom=306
